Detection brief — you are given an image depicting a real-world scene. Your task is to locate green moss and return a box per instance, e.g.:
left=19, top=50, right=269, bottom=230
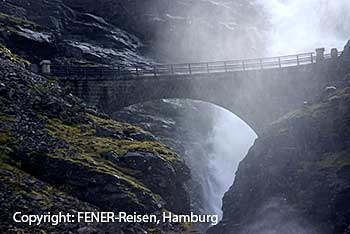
left=45, top=152, right=155, bottom=199
left=0, top=43, right=30, bottom=65
left=120, top=140, right=180, bottom=161
left=88, top=113, right=144, bottom=134
left=3, top=25, right=20, bottom=33
left=272, top=87, right=350, bottom=128
left=45, top=118, right=158, bottom=193
left=272, top=102, right=328, bottom=127
left=0, top=132, right=10, bottom=144
left=0, top=12, right=39, bottom=28
left=0, top=112, right=16, bottom=123
left=27, top=81, right=58, bottom=95
left=330, top=87, right=350, bottom=99
left=48, top=116, right=180, bottom=161
left=318, top=150, right=350, bottom=168
left=0, top=161, right=65, bottom=209
left=44, top=114, right=181, bottom=206
left=147, top=227, right=162, bottom=234
left=181, top=221, right=195, bottom=234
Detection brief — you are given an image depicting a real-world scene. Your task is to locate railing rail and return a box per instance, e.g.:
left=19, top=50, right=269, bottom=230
left=51, top=51, right=342, bottom=78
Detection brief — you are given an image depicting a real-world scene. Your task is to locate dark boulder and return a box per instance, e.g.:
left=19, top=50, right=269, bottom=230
left=209, top=84, right=350, bottom=234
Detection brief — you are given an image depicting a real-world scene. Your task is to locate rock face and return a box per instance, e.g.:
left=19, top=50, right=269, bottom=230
left=114, top=101, right=214, bottom=207
left=209, top=77, right=350, bottom=234
left=0, top=47, right=191, bottom=233
left=0, top=0, right=150, bottom=66
left=0, top=0, right=266, bottom=66
left=113, top=99, right=218, bottom=232
left=62, top=0, right=267, bottom=62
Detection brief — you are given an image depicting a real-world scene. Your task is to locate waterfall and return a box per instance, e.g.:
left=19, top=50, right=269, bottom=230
left=207, top=109, right=256, bottom=219
left=258, top=0, right=350, bottom=55
left=199, top=0, right=350, bottom=230
left=191, top=106, right=256, bottom=220
left=202, top=0, right=350, bottom=224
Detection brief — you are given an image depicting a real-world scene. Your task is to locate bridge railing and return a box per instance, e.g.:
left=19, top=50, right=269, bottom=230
left=51, top=51, right=340, bottom=78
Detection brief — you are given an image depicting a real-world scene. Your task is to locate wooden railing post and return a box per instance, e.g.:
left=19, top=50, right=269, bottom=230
left=188, top=64, right=192, bottom=75
left=316, top=48, right=325, bottom=63
left=260, top=59, right=263, bottom=70
left=224, top=62, right=228, bottom=72
left=296, top=55, right=300, bottom=66
left=153, top=66, right=157, bottom=77
left=242, top=60, right=245, bottom=71
left=311, top=53, right=314, bottom=63
left=206, top=63, right=210, bottom=73
left=136, top=66, right=139, bottom=77
left=278, top=57, right=281, bottom=68
left=170, top=64, right=174, bottom=75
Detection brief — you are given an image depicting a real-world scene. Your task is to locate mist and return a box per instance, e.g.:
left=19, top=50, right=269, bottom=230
left=180, top=102, right=257, bottom=221
left=203, top=107, right=257, bottom=219
left=258, top=0, right=350, bottom=55
left=146, top=0, right=262, bottom=224
left=147, top=0, right=267, bottom=62
left=239, top=198, right=319, bottom=234
left=146, top=0, right=350, bottom=231
left=203, top=1, right=350, bottom=221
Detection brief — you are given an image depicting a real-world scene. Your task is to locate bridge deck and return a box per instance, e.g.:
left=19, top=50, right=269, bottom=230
left=51, top=51, right=340, bottom=78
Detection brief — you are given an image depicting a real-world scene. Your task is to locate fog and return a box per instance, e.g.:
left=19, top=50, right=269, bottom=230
left=148, top=0, right=267, bottom=62
left=239, top=198, right=318, bottom=234
left=202, top=107, right=256, bottom=219
left=258, top=0, right=350, bottom=55
left=143, top=0, right=350, bottom=232
left=181, top=0, right=350, bottom=231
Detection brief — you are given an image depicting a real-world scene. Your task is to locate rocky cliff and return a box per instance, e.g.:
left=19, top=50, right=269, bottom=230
left=0, top=0, right=151, bottom=67
left=0, top=46, right=193, bottom=233
left=208, top=55, right=350, bottom=234
left=0, top=1, right=267, bottom=233
left=5, top=1, right=349, bottom=234
left=113, top=100, right=216, bottom=229
left=0, top=0, right=266, bottom=66
left=62, top=0, right=267, bottom=62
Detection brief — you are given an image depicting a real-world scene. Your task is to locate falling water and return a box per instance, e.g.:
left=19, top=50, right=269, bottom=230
left=258, top=0, right=350, bottom=55
left=202, top=0, right=350, bottom=225
left=202, top=107, right=257, bottom=219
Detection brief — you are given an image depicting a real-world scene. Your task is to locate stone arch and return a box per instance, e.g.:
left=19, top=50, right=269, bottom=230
left=65, top=63, right=337, bottom=136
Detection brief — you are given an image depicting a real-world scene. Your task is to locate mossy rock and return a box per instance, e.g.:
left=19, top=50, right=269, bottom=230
left=318, top=150, right=350, bottom=169
left=0, top=113, right=16, bottom=123
left=0, top=43, right=30, bottom=66
left=0, top=12, right=39, bottom=29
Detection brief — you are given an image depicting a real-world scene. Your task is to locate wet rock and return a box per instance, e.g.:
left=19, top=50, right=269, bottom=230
left=0, top=0, right=152, bottom=66
left=341, top=40, right=350, bottom=58
left=101, top=151, right=120, bottom=164
left=122, top=151, right=158, bottom=170
left=209, top=85, right=350, bottom=234
left=0, top=50, right=190, bottom=233
left=15, top=26, right=52, bottom=44
left=129, top=131, right=156, bottom=141
left=95, top=125, right=122, bottom=139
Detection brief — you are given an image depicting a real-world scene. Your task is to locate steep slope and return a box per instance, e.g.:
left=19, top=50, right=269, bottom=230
left=209, top=69, right=350, bottom=233
left=0, top=46, right=192, bottom=233
left=113, top=100, right=216, bottom=231
left=0, top=0, right=150, bottom=66
left=113, top=100, right=257, bottom=233
left=63, top=0, right=267, bottom=62
left=0, top=0, right=266, bottom=66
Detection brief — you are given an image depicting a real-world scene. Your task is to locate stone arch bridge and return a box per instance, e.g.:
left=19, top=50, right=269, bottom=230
left=50, top=49, right=346, bottom=135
